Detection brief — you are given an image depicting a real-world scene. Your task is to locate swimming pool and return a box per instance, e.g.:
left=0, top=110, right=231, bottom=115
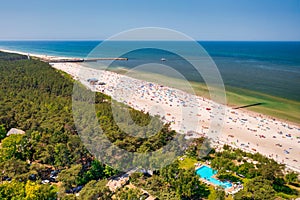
left=196, top=166, right=232, bottom=189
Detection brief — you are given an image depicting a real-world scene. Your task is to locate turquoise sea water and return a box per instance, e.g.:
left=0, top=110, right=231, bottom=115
left=196, top=165, right=232, bottom=189
left=0, top=41, right=299, bottom=101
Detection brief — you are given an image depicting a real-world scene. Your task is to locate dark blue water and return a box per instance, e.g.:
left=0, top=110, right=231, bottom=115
left=0, top=41, right=299, bottom=101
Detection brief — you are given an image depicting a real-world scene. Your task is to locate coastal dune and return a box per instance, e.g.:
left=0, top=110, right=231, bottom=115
left=51, top=62, right=300, bottom=173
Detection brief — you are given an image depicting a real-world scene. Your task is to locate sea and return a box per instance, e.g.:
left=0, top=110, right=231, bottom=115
left=0, top=41, right=299, bottom=101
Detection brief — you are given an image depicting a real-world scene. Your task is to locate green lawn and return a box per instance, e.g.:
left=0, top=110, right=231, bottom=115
left=178, top=157, right=198, bottom=170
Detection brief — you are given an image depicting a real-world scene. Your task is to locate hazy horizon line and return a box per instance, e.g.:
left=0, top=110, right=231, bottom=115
left=0, top=39, right=300, bottom=42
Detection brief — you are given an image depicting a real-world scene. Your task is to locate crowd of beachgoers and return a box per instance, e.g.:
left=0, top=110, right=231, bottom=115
left=50, top=62, right=300, bottom=173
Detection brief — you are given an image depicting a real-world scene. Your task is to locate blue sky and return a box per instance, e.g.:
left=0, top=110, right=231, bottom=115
left=0, top=0, right=299, bottom=41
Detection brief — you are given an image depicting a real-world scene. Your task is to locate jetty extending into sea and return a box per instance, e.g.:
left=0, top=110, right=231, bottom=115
left=41, top=57, right=128, bottom=63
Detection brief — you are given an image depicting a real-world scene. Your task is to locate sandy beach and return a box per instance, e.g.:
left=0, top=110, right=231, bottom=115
left=50, top=62, right=300, bottom=173
left=1, top=48, right=299, bottom=172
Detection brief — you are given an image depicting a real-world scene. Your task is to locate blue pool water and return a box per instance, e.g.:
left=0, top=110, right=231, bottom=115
left=196, top=166, right=232, bottom=189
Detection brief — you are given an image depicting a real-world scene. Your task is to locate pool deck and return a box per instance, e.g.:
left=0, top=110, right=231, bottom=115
left=195, top=164, right=243, bottom=194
